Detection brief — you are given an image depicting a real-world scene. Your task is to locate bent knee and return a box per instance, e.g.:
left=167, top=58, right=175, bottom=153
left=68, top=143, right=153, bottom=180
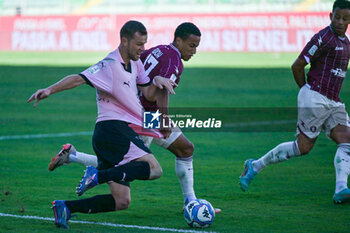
left=154, top=166, right=163, bottom=179
left=177, top=142, right=195, bottom=157
left=115, top=198, right=130, bottom=210
left=298, top=142, right=314, bottom=155
left=185, top=142, right=195, bottom=156
left=334, top=134, right=350, bottom=144
left=297, top=134, right=316, bottom=155
left=149, top=164, right=163, bottom=180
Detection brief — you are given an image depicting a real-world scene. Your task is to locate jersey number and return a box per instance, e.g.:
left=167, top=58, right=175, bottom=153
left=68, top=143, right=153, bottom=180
left=144, top=54, right=159, bottom=76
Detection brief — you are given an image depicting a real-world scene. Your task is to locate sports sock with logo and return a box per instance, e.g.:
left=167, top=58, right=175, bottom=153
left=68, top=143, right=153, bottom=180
left=69, top=151, right=98, bottom=167
left=65, top=194, right=115, bottom=213
left=97, top=161, right=150, bottom=184
left=334, top=143, right=350, bottom=193
left=175, top=156, right=196, bottom=204
left=252, top=141, right=301, bottom=173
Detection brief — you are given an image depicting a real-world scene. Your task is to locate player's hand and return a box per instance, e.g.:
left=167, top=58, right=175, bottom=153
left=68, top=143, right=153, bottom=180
left=27, top=88, right=51, bottom=107
left=153, top=76, right=177, bottom=95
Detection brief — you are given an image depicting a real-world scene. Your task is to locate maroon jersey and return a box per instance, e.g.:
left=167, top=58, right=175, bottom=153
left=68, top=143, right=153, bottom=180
left=299, top=26, right=350, bottom=102
left=139, top=43, right=183, bottom=111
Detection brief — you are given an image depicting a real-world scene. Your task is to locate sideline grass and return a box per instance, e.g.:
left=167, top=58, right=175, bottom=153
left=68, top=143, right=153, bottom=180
left=0, top=52, right=349, bottom=232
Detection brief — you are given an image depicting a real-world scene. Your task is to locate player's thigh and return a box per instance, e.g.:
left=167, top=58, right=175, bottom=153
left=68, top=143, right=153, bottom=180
left=330, top=125, right=350, bottom=144
left=108, top=181, right=131, bottom=210
left=327, top=103, right=350, bottom=143
left=297, top=86, right=329, bottom=139
left=167, top=133, right=194, bottom=158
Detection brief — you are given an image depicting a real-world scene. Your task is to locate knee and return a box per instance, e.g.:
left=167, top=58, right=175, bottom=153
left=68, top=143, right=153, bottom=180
left=298, top=142, right=313, bottom=155
left=178, top=142, right=195, bottom=158
left=149, top=162, right=163, bottom=179
left=337, top=134, right=350, bottom=144
left=115, top=197, right=131, bottom=210
left=297, top=134, right=316, bottom=155
left=153, top=165, right=163, bottom=179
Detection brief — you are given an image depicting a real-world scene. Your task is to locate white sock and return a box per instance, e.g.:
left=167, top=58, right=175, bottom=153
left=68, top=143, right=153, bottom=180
left=334, top=143, right=350, bottom=193
left=252, top=141, right=301, bottom=173
left=69, top=151, right=98, bottom=167
left=175, top=156, right=196, bottom=204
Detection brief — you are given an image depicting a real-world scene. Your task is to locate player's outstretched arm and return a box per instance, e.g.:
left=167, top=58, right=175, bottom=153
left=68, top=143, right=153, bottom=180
left=139, top=76, right=177, bottom=102
left=27, top=74, right=86, bottom=107
left=291, top=58, right=308, bottom=88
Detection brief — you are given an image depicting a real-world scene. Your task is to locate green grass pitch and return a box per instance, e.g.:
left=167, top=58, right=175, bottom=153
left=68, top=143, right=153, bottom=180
left=0, top=51, right=349, bottom=232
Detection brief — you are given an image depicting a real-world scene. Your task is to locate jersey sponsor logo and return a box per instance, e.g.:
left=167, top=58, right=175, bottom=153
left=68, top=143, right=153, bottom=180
left=97, top=95, right=110, bottom=103
left=308, top=45, right=318, bottom=56
left=170, top=74, right=177, bottom=82
left=335, top=46, right=344, bottom=50
left=143, top=110, right=161, bottom=129
left=330, top=68, right=346, bottom=78
left=318, top=36, right=322, bottom=46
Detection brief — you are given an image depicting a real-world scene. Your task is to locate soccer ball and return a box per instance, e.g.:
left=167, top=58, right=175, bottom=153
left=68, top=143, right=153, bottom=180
left=184, top=199, right=215, bottom=228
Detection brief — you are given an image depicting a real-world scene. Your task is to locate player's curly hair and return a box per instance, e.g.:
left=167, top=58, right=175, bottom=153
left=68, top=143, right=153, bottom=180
left=174, top=22, right=201, bottom=41
left=120, top=20, right=147, bottom=40
left=333, top=0, right=350, bottom=12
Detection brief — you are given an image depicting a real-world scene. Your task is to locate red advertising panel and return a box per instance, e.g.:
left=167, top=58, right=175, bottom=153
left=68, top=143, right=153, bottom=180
left=0, top=12, right=332, bottom=52
left=0, top=15, right=118, bottom=51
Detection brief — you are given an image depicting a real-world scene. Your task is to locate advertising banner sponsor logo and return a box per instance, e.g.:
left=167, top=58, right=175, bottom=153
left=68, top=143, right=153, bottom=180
left=0, top=12, right=336, bottom=52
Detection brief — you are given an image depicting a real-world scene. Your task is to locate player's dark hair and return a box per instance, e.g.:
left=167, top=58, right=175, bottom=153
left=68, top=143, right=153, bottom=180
left=120, top=20, right=147, bottom=40
left=174, top=22, right=201, bottom=41
left=333, top=0, right=350, bottom=12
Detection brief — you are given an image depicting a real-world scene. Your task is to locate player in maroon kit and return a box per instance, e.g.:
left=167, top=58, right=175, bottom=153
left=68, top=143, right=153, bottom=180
left=48, top=22, right=221, bottom=212
left=239, top=0, right=350, bottom=204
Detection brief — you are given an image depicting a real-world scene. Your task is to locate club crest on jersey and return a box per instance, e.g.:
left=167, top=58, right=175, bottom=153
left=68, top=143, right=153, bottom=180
left=170, top=74, right=177, bottom=82
left=143, top=110, right=161, bottom=129
left=308, top=45, right=318, bottom=56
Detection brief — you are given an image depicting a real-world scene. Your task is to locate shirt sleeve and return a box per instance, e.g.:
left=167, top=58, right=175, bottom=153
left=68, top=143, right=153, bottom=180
left=136, top=60, right=151, bottom=86
left=298, top=32, right=326, bottom=64
left=80, top=60, right=113, bottom=94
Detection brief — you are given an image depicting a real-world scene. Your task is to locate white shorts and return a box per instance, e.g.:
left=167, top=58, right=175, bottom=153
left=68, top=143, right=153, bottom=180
left=296, top=84, right=350, bottom=139
left=140, top=126, right=182, bottom=149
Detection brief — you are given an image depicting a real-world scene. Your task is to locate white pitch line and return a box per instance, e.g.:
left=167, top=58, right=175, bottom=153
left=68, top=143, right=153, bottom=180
left=0, top=213, right=217, bottom=233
